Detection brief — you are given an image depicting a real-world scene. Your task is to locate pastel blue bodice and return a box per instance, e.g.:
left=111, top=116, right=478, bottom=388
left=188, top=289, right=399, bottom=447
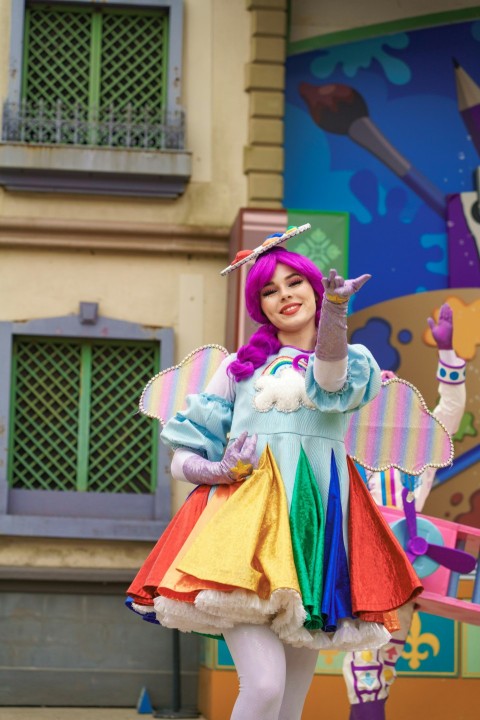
left=161, top=345, right=380, bottom=511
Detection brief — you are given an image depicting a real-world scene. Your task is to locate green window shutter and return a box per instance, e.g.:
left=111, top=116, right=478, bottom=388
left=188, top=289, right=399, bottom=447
left=9, top=338, right=82, bottom=492
left=88, top=341, right=159, bottom=494
left=21, top=3, right=169, bottom=148
left=99, top=9, right=168, bottom=114
left=9, top=337, right=159, bottom=494
left=23, top=5, right=92, bottom=110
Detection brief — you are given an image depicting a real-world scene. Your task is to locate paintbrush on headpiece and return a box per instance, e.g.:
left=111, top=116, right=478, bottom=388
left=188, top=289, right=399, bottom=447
left=220, top=224, right=311, bottom=276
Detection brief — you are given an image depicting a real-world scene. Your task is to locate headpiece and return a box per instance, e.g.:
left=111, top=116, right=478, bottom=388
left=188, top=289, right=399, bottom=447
left=220, top=224, right=311, bottom=276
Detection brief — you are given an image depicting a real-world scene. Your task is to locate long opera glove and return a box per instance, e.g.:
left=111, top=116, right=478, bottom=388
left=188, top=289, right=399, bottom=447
left=314, top=269, right=371, bottom=392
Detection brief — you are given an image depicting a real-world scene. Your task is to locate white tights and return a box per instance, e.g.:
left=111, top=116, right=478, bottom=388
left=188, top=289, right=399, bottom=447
left=223, top=624, right=319, bottom=720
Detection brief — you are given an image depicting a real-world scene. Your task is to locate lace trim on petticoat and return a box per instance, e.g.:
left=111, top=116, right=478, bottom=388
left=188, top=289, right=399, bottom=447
left=153, top=589, right=390, bottom=651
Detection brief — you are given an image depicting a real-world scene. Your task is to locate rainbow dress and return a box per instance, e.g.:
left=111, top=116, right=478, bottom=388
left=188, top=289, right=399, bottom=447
left=127, top=345, right=422, bottom=650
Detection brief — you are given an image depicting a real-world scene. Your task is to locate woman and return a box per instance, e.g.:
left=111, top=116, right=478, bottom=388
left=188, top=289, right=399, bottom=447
left=128, top=243, right=421, bottom=720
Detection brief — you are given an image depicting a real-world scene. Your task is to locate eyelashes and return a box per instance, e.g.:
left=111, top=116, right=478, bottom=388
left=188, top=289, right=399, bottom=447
left=261, top=278, right=303, bottom=298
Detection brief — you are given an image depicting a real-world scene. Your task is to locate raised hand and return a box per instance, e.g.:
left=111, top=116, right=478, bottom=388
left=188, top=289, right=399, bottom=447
left=427, top=303, right=453, bottom=350
left=321, top=268, right=371, bottom=304
left=182, top=431, right=258, bottom=485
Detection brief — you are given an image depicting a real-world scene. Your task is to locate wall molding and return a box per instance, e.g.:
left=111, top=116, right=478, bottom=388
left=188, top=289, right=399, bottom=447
left=0, top=216, right=229, bottom=256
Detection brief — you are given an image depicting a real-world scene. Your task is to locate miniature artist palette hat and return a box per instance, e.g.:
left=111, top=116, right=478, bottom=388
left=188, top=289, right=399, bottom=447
left=220, top=223, right=311, bottom=275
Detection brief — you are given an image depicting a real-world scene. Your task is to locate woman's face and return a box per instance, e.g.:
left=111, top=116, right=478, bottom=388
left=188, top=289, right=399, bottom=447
left=260, top=262, right=317, bottom=337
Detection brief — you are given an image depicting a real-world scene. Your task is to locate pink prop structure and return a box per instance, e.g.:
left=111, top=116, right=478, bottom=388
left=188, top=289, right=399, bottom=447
left=381, top=506, right=480, bottom=626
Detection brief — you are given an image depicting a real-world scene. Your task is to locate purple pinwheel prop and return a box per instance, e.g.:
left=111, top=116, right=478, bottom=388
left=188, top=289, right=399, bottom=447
left=398, top=487, right=476, bottom=577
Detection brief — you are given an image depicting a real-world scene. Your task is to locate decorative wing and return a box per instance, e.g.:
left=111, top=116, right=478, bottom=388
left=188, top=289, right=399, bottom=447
left=139, top=344, right=230, bottom=425
left=345, top=378, right=454, bottom=475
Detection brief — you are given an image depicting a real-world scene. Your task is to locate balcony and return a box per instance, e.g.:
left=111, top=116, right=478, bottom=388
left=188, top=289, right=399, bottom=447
left=0, top=101, right=192, bottom=197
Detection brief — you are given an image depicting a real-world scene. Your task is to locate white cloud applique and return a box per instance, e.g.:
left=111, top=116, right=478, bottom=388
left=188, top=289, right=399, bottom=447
left=253, top=367, right=316, bottom=413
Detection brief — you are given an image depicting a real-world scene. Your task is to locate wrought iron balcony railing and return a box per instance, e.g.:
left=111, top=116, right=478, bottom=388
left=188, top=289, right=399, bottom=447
left=1, top=100, right=185, bottom=151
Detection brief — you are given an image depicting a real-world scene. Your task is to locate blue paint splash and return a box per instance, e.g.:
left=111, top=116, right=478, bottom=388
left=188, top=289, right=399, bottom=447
left=420, top=234, right=448, bottom=275
left=311, top=35, right=411, bottom=85
left=350, top=317, right=400, bottom=371
left=346, top=170, right=449, bottom=310
left=398, top=329, right=412, bottom=344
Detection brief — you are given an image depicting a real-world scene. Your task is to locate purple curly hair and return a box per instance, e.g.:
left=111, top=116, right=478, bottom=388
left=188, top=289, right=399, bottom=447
left=228, top=247, right=324, bottom=382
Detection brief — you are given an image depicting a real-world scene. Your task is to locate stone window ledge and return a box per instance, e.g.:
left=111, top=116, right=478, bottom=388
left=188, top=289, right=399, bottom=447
left=0, top=142, right=192, bottom=197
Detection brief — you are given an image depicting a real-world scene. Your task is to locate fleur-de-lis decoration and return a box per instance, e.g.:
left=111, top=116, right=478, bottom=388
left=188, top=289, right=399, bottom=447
left=402, top=612, right=440, bottom=670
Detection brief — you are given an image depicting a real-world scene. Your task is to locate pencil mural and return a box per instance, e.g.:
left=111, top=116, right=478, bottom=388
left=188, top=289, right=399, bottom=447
left=453, top=58, right=480, bottom=156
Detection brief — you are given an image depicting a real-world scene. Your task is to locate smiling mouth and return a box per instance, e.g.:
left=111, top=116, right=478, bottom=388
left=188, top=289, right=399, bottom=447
left=280, top=303, right=301, bottom=315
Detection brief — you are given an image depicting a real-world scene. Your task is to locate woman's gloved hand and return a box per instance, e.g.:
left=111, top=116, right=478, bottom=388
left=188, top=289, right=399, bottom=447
left=316, top=269, right=371, bottom=362
left=182, top=431, right=258, bottom=485
left=322, top=268, right=371, bottom=306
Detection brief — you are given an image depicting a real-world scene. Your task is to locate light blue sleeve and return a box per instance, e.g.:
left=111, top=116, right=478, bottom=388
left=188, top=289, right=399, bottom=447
left=160, top=392, right=234, bottom=461
left=305, top=344, right=381, bottom=413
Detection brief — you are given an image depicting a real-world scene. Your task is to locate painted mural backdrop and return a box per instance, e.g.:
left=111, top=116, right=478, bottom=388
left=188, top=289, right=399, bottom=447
left=285, top=21, right=480, bottom=530
left=285, top=19, right=480, bottom=311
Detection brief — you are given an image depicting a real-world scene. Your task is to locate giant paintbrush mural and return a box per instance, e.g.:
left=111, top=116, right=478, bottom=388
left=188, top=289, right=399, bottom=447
left=298, top=81, right=446, bottom=219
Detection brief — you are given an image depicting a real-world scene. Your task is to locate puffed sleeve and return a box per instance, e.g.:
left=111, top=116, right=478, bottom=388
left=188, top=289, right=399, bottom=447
left=160, top=393, right=234, bottom=461
left=305, top=344, right=381, bottom=413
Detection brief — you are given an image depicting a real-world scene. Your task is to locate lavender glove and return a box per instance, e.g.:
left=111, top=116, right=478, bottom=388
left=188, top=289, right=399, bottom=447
left=182, top=430, right=258, bottom=486
left=315, top=269, right=371, bottom=361
left=427, top=303, right=453, bottom=350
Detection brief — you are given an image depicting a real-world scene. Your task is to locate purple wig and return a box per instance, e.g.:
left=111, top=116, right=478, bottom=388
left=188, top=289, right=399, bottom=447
left=228, top=248, right=324, bottom=382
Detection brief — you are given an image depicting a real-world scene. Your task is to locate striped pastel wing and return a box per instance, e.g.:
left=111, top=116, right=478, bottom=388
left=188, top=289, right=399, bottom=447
left=345, top=379, right=454, bottom=475
left=139, top=345, right=229, bottom=425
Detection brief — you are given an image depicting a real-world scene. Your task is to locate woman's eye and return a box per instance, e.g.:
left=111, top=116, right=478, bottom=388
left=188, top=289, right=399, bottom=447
left=262, top=288, right=276, bottom=297
left=289, top=278, right=303, bottom=287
